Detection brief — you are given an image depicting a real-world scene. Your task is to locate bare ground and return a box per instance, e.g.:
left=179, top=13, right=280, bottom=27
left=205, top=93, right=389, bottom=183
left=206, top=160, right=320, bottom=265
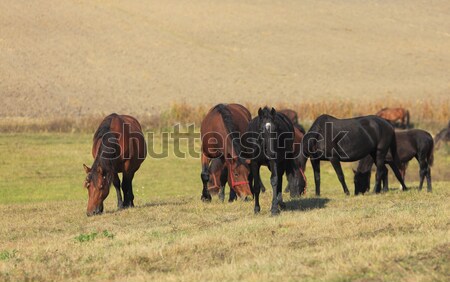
left=1, top=0, right=449, bottom=118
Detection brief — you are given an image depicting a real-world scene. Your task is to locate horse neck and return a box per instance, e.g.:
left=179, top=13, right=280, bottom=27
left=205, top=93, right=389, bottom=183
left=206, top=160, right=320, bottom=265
left=357, top=155, right=373, bottom=173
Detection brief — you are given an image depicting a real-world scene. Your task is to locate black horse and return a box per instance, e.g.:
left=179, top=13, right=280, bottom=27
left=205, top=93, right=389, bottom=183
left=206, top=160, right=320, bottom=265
left=242, top=107, right=298, bottom=215
left=299, top=114, right=407, bottom=196
left=354, top=129, right=434, bottom=193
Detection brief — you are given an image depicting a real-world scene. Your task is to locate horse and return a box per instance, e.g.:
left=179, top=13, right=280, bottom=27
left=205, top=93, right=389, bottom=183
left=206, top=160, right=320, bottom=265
left=279, top=109, right=306, bottom=133
left=242, top=107, right=299, bottom=215
left=376, top=107, right=410, bottom=128
left=200, top=104, right=252, bottom=201
left=208, top=158, right=267, bottom=202
left=299, top=114, right=407, bottom=196
left=207, top=158, right=236, bottom=202
left=354, top=129, right=434, bottom=193
left=434, top=120, right=450, bottom=149
left=83, top=113, right=146, bottom=216
left=285, top=123, right=307, bottom=197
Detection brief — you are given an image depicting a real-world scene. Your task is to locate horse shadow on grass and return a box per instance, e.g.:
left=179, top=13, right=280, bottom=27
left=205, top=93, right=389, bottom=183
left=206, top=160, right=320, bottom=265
left=283, top=197, right=330, bottom=212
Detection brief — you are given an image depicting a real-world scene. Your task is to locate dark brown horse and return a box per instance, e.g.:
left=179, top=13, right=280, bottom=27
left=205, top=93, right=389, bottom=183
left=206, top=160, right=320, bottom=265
left=376, top=107, right=410, bottom=128
left=285, top=123, right=307, bottom=197
left=83, top=114, right=146, bottom=216
left=434, top=120, right=450, bottom=149
left=279, top=109, right=298, bottom=125
left=279, top=109, right=305, bottom=133
left=200, top=104, right=252, bottom=201
left=354, top=129, right=434, bottom=193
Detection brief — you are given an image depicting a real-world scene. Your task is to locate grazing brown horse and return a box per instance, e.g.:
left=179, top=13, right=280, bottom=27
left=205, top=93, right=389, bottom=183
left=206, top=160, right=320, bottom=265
left=376, top=107, right=410, bottom=128
left=280, top=109, right=306, bottom=133
left=279, top=109, right=298, bottom=125
left=200, top=104, right=252, bottom=201
left=285, top=123, right=307, bottom=197
left=83, top=114, right=146, bottom=216
left=434, top=120, right=450, bottom=149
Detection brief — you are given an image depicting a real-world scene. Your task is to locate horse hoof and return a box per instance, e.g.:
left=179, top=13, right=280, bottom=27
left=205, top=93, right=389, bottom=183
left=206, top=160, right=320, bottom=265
left=254, top=206, right=261, bottom=214
left=271, top=210, right=280, bottom=216
left=279, top=202, right=286, bottom=210
left=201, top=195, right=212, bottom=202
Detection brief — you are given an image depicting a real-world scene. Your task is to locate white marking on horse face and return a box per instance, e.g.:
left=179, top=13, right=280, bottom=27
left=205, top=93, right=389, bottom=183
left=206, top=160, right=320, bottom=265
left=265, top=122, right=271, bottom=130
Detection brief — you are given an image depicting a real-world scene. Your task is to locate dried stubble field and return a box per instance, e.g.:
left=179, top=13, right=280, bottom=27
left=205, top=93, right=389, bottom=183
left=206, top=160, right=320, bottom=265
left=1, top=0, right=450, bottom=281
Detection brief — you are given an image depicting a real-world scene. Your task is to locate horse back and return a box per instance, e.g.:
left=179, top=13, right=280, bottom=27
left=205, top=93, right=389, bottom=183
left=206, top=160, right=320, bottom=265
left=93, top=114, right=146, bottom=173
left=305, top=115, right=395, bottom=161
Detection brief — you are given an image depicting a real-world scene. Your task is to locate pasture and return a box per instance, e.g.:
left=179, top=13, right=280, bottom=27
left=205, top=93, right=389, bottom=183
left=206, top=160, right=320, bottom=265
left=0, top=133, right=449, bottom=281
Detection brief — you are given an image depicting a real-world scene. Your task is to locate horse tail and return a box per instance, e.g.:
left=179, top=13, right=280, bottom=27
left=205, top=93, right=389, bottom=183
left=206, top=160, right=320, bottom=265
left=428, top=137, right=434, bottom=167
left=405, top=110, right=410, bottom=128
left=390, top=132, right=402, bottom=169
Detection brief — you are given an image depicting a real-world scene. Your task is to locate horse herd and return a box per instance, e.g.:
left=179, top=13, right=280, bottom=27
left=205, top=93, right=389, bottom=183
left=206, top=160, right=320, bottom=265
left=82, top=105, right=445, bottom=216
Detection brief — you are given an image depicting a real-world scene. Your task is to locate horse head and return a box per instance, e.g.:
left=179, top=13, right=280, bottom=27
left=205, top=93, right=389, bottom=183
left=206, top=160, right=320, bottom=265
left=353, top=168, right=371, bottom=195
left=258, top=107, right=277, bottom=159
left=83, top=164, right=112, bottom=216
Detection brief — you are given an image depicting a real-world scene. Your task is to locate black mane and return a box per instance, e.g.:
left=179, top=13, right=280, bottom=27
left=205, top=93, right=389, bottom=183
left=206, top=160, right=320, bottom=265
left=89, top=113, right=118, bottom=184
left=214, top=104, right=244, bottom=162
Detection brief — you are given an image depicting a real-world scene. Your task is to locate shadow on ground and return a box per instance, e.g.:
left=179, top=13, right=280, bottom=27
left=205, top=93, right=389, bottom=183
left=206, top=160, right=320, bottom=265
left=284, top=197, right=330, bottom=211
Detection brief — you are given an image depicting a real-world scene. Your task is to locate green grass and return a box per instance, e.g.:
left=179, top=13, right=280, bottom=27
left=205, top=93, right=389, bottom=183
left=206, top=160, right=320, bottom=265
left=0, top=133, right=449, bottom=281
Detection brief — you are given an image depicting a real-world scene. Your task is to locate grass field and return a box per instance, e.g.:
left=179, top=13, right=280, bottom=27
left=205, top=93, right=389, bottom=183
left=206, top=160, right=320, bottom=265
left=0, top=133, right=449, bottom=281
left=1, top=0, right=449, bottom=280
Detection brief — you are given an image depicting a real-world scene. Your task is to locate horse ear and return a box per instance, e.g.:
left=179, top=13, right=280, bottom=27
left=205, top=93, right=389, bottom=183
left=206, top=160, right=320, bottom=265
left=271, top=107, right=276, bottom=117
left=83, top=164, right=91, bottom=174
left=258, top=108, right=263, bottom=117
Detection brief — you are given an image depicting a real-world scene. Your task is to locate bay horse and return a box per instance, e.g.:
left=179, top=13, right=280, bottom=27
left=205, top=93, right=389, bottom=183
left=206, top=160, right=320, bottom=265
left=434, top=120, right=450, bottom=149
left=299, top=114, right=407, bottom=196
left=354, top=129, right=434, bottom=193
left=279, top=109, right=306, bottom=133
left=242, top=107, right=299, bottom=215
left=208, top=158, right=267, bottom=202
left=83, top=113, right=146, bottom=216
left=200, top=104, right=252, bottom=201
left=376, top=107, right=410, bottom=128
left=285, top=123, right=307, bottom=197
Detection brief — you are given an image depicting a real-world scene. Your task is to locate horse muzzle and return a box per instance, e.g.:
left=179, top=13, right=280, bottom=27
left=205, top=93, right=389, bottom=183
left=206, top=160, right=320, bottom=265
left=86, top=204, right=104, bottom=217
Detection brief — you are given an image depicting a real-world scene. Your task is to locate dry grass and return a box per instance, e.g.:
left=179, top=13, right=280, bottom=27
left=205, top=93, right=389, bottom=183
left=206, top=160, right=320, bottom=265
left=1, top=0, right=450, bottom=119
left=0, top=133, right=449, bottom=281
left=0, top=98, right=448, bottom=133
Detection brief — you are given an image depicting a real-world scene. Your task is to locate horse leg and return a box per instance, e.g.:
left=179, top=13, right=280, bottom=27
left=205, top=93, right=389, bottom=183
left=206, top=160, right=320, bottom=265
left=311, top=159, right=321, bottom=196
left=418, top=156, right=430, bottom=191
left=113, top=173, right=123, bottom=209
left=251, top=162, right=261, bottom=214
left=426, top=166, right=432, bottom=193
left=382, top=170, right=389, bottom=192
left=374, top=152, right=387, bottom=193
left=387, top=162, right=408, bottom=191
left=330, top=159, right=350, bottom=195
left=277, top=162, right=286, bottom=210
left=269, top=160, right=280, bottom=215
left=200, top=154, right=212, bottom=202
left=122, top=172, right=135, bottom=208
left=219, top=165, right=228, bottom=202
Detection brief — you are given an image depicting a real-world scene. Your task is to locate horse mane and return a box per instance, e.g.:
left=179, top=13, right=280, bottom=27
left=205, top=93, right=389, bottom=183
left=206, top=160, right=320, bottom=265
left=89, top=113, right=118, bottom=184
left=213, top=104, right=244, bottom=161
